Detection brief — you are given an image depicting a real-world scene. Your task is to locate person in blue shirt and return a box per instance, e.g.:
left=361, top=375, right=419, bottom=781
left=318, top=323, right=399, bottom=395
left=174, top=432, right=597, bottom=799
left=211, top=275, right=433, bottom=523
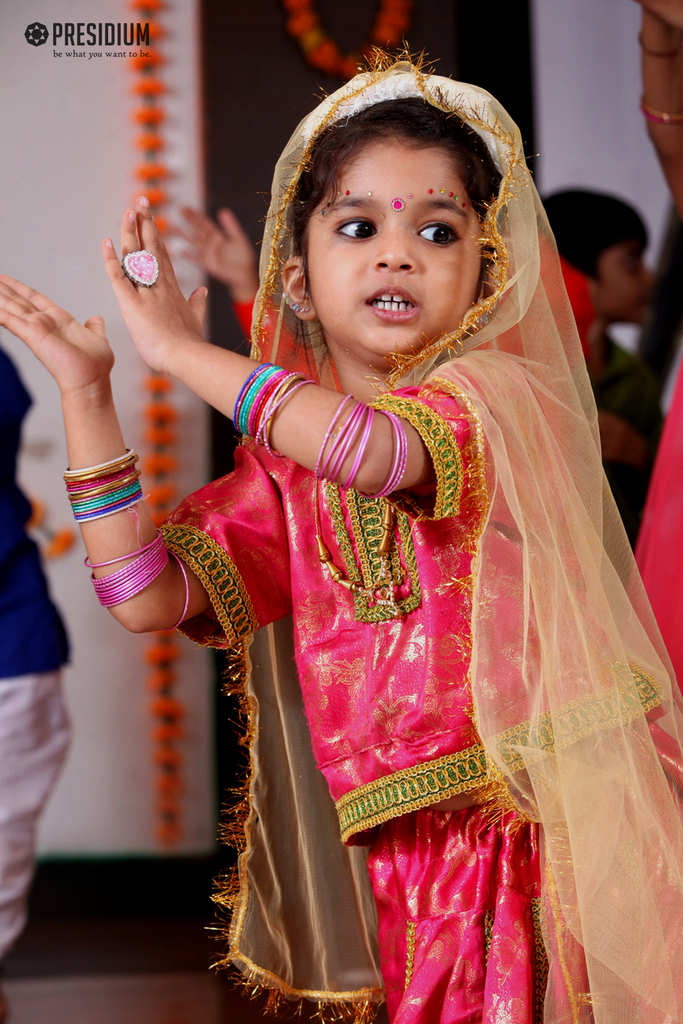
left=0, top=345, right=71, bottom=1019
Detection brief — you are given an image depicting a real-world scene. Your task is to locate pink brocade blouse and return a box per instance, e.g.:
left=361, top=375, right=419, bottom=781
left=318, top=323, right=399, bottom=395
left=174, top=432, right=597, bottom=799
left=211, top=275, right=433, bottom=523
left=162, top=381, right=490, bottom=843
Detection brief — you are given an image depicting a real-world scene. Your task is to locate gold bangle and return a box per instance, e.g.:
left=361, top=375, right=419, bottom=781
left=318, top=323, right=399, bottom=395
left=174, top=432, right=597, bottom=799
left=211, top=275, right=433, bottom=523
left=641, top=97, right=683, bottom=124
left=638, top=31, right=682, bottom=57
left=64, top=450, right=138, bottom=483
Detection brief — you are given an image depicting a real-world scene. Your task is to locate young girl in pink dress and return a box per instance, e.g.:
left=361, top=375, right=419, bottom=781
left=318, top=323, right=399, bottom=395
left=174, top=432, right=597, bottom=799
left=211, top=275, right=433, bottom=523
left=1, top=58, right=682, bottom=1024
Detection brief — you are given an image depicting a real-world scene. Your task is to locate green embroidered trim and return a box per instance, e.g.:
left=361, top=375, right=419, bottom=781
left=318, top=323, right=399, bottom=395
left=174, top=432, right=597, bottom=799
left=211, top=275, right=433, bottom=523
left=483, top=909, right=494, bottom=962
left=336, top=664, right=663, bottom=840
left=325, top=483, right=421, bottom=624
left=494, top=664, right=664, bottom=774
left=372, top=392, right=464, bottom=519
left=404, top=922, right=416, bottom=991
left=161, top=523, right=258, bottom=647
left=336, top=748, right=489, bottom=841
left=531, top=898, right=549, bottom=1024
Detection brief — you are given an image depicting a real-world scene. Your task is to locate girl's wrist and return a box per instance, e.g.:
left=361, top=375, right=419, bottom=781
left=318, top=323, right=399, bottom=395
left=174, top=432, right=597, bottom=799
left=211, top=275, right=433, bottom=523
left=60, top=373, right=115, bottom=408
left=160, top=332, right=213, bottom=384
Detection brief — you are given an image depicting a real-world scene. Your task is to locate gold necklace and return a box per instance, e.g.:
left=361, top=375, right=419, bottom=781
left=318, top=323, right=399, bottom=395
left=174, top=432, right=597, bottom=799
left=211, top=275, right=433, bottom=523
left=314, top=479, right=403, bottom=616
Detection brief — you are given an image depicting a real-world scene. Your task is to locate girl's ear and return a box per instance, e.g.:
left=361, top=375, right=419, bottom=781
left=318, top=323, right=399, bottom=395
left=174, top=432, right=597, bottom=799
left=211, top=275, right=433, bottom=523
left=281, top=257, right=318, bottom=321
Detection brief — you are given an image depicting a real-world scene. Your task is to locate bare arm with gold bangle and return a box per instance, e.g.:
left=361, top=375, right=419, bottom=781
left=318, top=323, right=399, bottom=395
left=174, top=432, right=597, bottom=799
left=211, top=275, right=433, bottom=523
left=636, top=2, right=683, bottom=217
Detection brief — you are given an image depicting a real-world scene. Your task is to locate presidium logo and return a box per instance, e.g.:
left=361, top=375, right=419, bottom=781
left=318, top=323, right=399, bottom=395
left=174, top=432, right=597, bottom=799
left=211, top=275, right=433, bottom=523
left=24, top=21, right=150, bottom=50
left=25, top=22, right=49, bottom=46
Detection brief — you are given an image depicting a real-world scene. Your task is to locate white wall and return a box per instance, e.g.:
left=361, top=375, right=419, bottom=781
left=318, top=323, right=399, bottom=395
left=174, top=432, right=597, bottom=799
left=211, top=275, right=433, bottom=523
left=0, top=1, right=216, bottom=854
left=531, top=0, right=672, bottom=353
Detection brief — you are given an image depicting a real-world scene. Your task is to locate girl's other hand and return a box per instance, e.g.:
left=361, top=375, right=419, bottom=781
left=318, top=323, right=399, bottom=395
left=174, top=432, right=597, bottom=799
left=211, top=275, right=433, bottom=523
left=170, top=206, right=259, bottom=303
left=0, top=275, right=113, bottom=396
left=103, top=196, right=208, bottom=375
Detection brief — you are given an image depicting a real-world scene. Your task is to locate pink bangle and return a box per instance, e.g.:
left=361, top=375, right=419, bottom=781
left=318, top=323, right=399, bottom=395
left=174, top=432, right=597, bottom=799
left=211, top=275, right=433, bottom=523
left=344, top=407, right=374, bottom=490
left=374, top=412, right=408, bottom=497
left=315, top=394, right=353, bottom=478
left=170, top=551, right=190, bottom=629
left=85, top=530, right=162, bottom=569
left=91, top=531, right=168, bottom=607
left=324, top=402, right=366, bottom=482
left=256, top=376, right=314, bottom=455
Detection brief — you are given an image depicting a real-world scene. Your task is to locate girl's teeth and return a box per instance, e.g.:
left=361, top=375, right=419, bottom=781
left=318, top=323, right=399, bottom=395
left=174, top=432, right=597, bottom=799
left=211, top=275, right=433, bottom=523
left=372, top=297, right=413, bottom=311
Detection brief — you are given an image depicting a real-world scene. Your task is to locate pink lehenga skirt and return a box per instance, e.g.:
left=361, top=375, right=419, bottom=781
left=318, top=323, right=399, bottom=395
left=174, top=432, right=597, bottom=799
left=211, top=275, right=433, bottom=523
left=366, top=805, right=547, bottom=1024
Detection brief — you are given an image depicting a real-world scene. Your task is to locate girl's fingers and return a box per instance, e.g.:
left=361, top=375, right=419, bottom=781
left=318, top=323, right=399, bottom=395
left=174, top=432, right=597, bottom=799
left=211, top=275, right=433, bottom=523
left=187, top=286, right=208, bottom=329
left=0, top=275, right=54, bottom=314
left=121, top=207, right=141, bottom=258
left=84, top=315, right=106, bottom=338
left=101, top=238, right=137, bottom=300
left=134, top=196, right=176, bottom=278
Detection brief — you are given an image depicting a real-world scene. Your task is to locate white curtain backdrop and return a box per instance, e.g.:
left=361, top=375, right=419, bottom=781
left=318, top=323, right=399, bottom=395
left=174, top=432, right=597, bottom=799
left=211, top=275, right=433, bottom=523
left=0, top=0, right=215, bottom=855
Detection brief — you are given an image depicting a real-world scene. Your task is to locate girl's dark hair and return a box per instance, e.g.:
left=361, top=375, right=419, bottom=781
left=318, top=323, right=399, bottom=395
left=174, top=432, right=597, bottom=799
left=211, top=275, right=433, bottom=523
left=291, top=97, right=502, bottom=263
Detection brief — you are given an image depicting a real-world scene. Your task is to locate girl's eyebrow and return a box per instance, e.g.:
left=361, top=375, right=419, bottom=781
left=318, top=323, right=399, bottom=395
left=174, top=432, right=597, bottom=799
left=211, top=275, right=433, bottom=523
left=330, top=195, right=467, bottom=219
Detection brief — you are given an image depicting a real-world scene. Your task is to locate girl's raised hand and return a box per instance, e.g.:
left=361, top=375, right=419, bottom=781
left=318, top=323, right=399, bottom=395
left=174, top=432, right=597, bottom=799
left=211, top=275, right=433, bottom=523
left=103, top=196, right=208, bottom=375
left=0, top=274, right=113, bottom=396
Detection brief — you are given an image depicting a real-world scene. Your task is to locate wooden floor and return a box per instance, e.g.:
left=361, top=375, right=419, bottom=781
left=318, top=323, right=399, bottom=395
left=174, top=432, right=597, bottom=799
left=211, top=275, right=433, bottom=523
left=2, top=971, right=386, bottom=1023
left=3, top=972, right=229, bottom=1024
left=0, top=860, right=390, bottom=1022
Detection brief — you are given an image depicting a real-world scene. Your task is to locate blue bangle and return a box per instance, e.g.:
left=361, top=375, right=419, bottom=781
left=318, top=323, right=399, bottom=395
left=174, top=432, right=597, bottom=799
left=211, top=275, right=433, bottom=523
left=237, top=366, right=283, bottom=435
left=233, top=364, right=274, bottom=425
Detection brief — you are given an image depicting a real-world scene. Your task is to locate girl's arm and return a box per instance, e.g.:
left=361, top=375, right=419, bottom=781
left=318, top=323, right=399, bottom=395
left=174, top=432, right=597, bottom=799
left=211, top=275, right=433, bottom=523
left=104, top=198, right=434, bottom=497
left=637, top=2, right=683, bottom=217
left=0, top=273, right=210, bottom=634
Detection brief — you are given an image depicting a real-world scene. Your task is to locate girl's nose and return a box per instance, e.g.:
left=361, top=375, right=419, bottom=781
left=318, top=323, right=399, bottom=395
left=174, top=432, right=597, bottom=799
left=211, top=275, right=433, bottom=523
left=374, top=231, right=415, bottom=272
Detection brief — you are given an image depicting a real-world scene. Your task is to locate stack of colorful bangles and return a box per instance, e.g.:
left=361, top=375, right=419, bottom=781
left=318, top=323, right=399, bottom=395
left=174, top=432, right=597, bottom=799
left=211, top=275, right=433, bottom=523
left=64, top=450, right=143, bottom=522
left=234, top=363, right=408, bottom=496
left=233, top=363, right=315, bottom=455
left=65, top=450, right=189, bottom=624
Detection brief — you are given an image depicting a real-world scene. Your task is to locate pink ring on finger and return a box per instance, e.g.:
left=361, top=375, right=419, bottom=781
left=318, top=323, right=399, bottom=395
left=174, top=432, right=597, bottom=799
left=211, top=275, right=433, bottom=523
left=122, top=249, right=159, bottom=287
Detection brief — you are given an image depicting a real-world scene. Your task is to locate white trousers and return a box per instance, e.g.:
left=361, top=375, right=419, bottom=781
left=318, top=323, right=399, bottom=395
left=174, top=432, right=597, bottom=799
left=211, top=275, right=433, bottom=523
left=0, top=671, right=70, bottom=960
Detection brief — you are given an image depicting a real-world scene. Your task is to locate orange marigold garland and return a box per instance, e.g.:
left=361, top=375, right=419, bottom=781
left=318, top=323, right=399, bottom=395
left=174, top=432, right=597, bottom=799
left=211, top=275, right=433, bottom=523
left=281, top=0, right=413, bottom=80
left=128, top=0, right=184, bottom=848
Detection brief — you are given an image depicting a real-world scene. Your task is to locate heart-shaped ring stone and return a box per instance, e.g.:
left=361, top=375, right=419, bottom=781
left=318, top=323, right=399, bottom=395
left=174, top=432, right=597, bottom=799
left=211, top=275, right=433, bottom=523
left=122, top=249, right=159, bottom=287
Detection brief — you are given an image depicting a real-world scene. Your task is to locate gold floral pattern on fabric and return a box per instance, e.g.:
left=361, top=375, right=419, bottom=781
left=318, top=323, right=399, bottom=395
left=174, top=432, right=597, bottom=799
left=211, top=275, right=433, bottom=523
left=404, top=922, right=416, bottom=991
left=336, top=748, right=489, bottom=841
left=530, top=897, right=549, bottom=1024
left=371, top=393, right=464, bottom=520
left=325, top=483, right=422, bottom=623
left=493, top=664, right=664, bottom=774
left=162, top=523, right=258, bottom=646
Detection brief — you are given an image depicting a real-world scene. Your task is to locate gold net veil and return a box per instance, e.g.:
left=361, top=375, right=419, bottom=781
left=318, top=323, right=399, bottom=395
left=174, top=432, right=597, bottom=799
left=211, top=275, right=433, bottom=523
left=228, top=57, right=683, bottom=1022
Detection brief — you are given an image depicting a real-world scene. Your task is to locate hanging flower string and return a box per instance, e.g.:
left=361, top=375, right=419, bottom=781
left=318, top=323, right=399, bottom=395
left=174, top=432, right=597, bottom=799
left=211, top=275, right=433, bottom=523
left=281, top=0, right=413, bottom=80
left=129, top=0, right=184, bottom=847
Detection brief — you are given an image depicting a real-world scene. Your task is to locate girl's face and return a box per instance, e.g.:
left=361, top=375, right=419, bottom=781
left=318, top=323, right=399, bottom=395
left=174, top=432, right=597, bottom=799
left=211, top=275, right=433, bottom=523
left=283, top=139, right=485, bottom=380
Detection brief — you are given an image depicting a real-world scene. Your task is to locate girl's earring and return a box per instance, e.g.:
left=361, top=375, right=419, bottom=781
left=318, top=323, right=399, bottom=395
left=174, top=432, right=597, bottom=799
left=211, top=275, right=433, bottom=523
left=284, top=293, right=311, bottom=315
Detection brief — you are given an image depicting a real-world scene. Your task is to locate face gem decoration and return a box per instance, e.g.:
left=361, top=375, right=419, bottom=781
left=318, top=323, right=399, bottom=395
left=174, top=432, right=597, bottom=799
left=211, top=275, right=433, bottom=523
left=391, top=198, right=405, bottom=211
left=122, top=249, right=159, bottom=287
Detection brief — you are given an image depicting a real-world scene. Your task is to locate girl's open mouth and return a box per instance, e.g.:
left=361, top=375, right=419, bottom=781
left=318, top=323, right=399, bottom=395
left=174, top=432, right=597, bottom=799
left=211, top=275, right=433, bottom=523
left=368, top=291, right=419, bottom=320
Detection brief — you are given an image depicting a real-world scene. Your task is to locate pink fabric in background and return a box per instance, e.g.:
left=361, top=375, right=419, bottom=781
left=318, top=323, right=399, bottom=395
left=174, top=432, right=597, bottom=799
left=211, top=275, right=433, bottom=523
left=366, top=806, right=545, bottom=1024
left=636, top=370, right=683, bottom=687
